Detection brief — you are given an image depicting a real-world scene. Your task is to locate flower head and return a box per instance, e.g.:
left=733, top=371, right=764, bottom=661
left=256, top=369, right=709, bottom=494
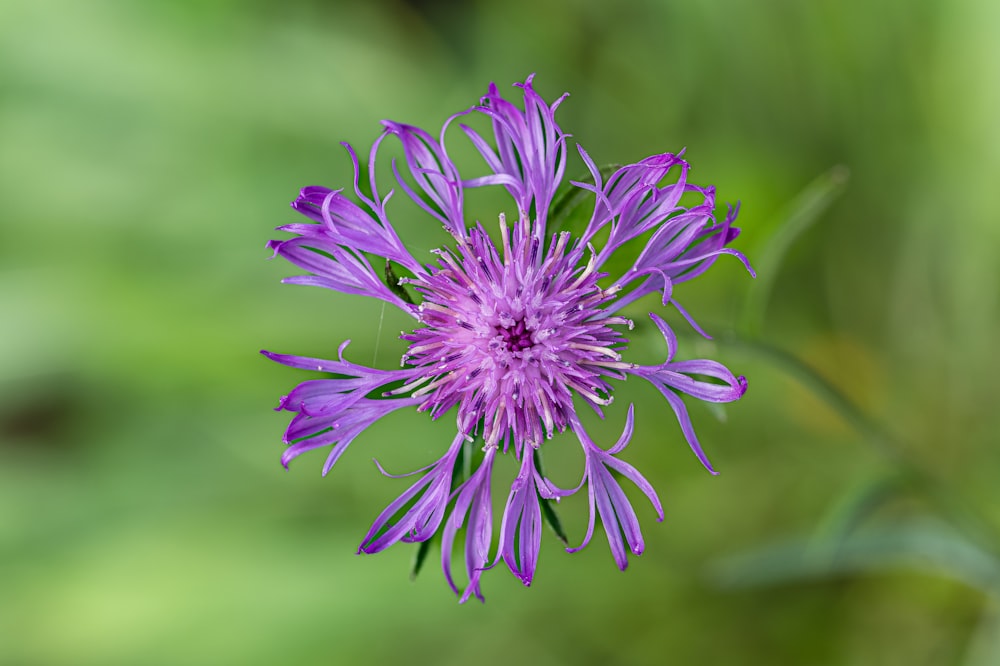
left=264, top=75, right=752, bottom=602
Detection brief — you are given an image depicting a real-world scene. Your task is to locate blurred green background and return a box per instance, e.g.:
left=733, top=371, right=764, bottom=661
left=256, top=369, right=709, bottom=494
left=3, top=0, right=999, bottom=664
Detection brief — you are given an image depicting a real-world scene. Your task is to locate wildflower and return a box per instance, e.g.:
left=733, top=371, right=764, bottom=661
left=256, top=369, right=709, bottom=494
left=263, top=75, right=752, bottom=602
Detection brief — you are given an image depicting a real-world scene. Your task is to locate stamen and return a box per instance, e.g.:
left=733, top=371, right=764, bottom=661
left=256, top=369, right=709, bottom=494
left=411, top=371, right=458, bottom=397
left=499, top=212, right=511, bottom=267
left=583, top=360, right=637, bottom=370
left=420, top=302, right=458, bottom=316
left=405, top=341, right=446, bottom=355
left=477, top=255, right=494, bottom=282
left=568, top=250, right=598, bottom=291
left=568, top=342, right=621, bottom=360
left=565, top=379, right=612, bottom=406
left=383, top=375, right=433, bottom=395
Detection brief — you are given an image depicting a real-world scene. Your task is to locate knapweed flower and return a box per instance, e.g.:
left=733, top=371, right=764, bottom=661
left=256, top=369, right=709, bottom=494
left=263, top=75, right=752, bottom=602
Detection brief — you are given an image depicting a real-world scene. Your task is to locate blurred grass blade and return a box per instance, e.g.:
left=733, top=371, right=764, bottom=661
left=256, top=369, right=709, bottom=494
left=723, top=333, right=1000, bottom=551
left=709, top=519, right=1000, bottom=593
left=964, top=598, right=1000, bottom=666
left=808, top=473, right=901, bottom=561
left=702, top=401, right=728, bottom=423
left=723, top=335, right=895, bottom=459
left=741, top=165, right=850, bottom=336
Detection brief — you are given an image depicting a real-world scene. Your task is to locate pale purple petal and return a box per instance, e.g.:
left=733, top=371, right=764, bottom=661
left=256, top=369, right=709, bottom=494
left=287, top=184, right=422, bottom=275
left=280, top=398, right=420, bottom=473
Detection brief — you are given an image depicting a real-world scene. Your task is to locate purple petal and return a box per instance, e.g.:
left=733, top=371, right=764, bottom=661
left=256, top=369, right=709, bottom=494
left=661, top=389, right=718, bottom=475
left=603, top=454, right=665, bottom=523
left=592, top=465, right=628, bottom=569
left=382, top=121, right=465, bottom=240
left=647, top=312, right=679, bottom=362
left=268, top=236, right=414, bottom=311
left=280, top=398, right=420, bottom=473
left=474, top=76, right=568, bottom=229
left=566, top=412, right=664, bottom=569
left=498, top=451, right=543, bottom=586
left=441, top=446, right=496, bottom=603
left=359, top=432, right=464, bottom=554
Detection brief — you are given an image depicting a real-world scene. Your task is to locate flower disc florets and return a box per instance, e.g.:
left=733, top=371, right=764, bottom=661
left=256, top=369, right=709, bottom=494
left=401, top=214, right=631, bottom=453
left=263, top=75, right=754, bottom=603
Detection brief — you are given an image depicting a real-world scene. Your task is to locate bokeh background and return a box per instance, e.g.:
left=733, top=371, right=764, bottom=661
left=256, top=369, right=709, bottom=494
left=3, top=0, right=999, bottom=663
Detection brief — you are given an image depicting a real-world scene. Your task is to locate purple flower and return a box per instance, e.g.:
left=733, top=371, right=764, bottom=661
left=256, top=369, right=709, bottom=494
left=264, top=75, right=752, bottom=602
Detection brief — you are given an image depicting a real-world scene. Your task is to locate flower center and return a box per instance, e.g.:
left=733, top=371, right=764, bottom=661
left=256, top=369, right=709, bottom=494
left=399, top=215, right=632, bottom=449
left=498, top=318, right=533, bottom=353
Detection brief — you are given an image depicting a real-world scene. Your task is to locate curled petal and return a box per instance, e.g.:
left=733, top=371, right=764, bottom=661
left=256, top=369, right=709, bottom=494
left=279, top=397, right=420, bottom=474
left=359, top=432, right=465, bottom=554
left=669, top=203, right=755, bottom=284
left=573, top=145, right=614, bottom=237
left=498, top=450, right=544, bottom=586
left=660, top=390, right=718, bottom=474
left=382, top=121, right=465, bottom=240
left=600, top=178, right=749, bottom=330
left=286, top=184, right=422, bottom=275
left=262, top=347, right=423, bottom=474
left=667, top=360, right=749, bottom=402
left=628, top=315, right=747, bottom=473
left=669, top=298, right=714, bottom=340
left=647, top=312, right=679, bottom=362
left=472, top=75, right=568, bottom=230
left=566, top=408, right=664, bottom=570
left=267, top=236, right=414, bottom=312
left=442, top=446, right=497, bottom=603
left=263, top=340, right=396, bottom=374
left=632, top=209, right=712, bottom=274
left=606, top=156, right=690, bottom=246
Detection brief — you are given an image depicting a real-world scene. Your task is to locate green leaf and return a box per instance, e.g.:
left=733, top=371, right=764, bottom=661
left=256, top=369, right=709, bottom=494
left=740, top=165, right=850, bottom=336
left=533, top=448, right=569, bottom=545
left=410, top=537, right=434, bottom=581
left=384, top=260, right=415, bottom=306
left=540, top=497, right=569, bottom=546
